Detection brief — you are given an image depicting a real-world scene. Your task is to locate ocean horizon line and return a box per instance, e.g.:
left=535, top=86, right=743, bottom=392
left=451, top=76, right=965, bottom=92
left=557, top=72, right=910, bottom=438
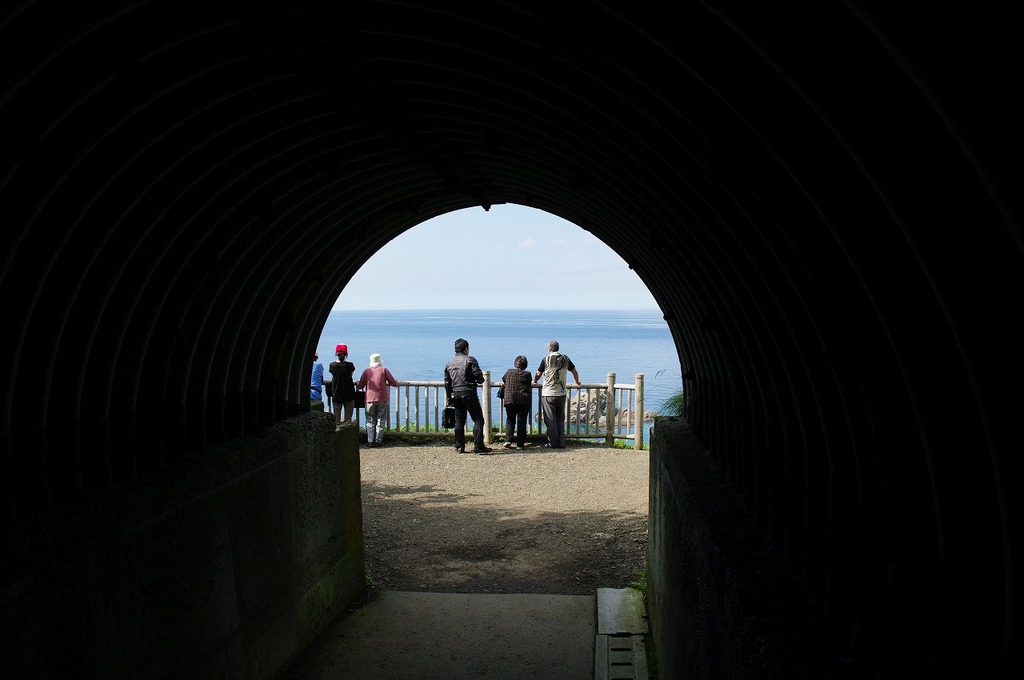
left=330, top=307, right=663, bottom=313
left=317, top=307, right=680, bottom=412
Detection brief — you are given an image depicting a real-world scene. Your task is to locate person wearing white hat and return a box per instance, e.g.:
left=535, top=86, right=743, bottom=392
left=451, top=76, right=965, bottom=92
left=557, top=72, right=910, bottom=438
left=357, top=352, right=399, bottom=447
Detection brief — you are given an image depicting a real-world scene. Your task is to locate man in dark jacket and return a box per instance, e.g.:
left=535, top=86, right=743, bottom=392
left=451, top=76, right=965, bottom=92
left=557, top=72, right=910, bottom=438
left=444, top=338, right=492, bottom=454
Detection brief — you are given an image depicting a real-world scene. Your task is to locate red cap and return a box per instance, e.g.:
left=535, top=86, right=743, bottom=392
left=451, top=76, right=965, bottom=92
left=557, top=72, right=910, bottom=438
left=336, top=344, right=348, bottom=355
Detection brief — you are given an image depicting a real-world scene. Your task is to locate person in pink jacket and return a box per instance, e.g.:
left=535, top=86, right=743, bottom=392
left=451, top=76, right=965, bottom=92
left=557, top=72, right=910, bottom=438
left=357, top=353, right=399, bottom=447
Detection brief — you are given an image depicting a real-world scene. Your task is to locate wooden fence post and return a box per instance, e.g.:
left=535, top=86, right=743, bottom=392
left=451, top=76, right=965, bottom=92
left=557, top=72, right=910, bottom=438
left=606, top=372, right=616, bottom=447
left=635, top=373, right=644, bottom=450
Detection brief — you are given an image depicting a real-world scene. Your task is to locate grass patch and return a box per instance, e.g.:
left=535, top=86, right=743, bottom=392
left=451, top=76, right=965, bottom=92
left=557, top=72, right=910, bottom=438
left=610, top=438, right=648, bottom=450
left=661, top=389, right=685, bottom=416
left=628, top=569, right=647, bottom=593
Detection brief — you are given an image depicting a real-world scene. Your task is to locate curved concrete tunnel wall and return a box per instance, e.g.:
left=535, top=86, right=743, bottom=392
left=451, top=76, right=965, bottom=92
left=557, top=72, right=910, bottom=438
left=1, top=2, right=1020, bottom=678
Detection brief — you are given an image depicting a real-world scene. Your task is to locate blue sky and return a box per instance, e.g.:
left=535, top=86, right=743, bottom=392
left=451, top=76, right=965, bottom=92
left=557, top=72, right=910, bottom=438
left=334, top=204, right=660, bottom=310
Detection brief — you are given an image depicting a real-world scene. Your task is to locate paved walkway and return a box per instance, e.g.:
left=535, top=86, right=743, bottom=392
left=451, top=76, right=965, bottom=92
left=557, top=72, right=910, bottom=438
left=277, top=588, right=648, bottom=680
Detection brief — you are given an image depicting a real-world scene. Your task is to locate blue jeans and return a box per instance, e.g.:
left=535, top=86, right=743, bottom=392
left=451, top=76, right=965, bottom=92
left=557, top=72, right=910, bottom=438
left=366, top=401, right=388, bottom=443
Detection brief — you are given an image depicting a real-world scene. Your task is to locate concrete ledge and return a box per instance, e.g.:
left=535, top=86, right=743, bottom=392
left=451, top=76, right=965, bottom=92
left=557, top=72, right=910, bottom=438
left=597, top=587, right=648, bottom=635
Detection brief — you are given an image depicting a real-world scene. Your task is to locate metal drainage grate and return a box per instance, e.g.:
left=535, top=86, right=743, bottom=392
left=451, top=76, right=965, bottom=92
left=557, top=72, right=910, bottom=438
left=595, top=633, right=649, bottom=680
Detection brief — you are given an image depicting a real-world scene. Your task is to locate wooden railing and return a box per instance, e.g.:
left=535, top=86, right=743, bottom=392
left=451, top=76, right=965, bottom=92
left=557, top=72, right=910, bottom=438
left=324, top=372, right=645, bottom=449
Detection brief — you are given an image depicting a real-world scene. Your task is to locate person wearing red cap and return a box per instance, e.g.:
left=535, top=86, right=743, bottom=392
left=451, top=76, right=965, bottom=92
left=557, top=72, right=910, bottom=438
left=329, top=343, right=356, bottom=427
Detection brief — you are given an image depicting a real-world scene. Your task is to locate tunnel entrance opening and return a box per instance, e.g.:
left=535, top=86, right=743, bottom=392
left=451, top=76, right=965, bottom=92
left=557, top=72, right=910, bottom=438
left=311, top=205, right=677, bottom=596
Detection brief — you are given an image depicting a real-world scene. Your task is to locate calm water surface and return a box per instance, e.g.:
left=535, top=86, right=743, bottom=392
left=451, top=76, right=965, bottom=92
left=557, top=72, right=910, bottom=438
left=316, top=309, right=681, bottom=416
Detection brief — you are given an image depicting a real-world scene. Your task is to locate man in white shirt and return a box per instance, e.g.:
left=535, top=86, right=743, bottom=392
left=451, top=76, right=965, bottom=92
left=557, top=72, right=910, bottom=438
left=534, top=340, right=581, bottom=448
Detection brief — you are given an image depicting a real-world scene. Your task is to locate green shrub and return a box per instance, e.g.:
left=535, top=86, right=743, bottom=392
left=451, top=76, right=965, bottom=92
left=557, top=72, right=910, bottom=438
left=661, top=389, right=685, bottom=416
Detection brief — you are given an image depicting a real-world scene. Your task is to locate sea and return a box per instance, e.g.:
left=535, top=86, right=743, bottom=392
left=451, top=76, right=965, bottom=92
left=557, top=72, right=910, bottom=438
left=315, top=309, right=681, bottom=431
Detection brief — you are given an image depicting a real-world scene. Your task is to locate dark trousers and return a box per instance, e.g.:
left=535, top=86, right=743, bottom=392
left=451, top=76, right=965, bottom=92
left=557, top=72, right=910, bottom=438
left=452, top=393, right=485, bottom=450
left=541, top=395, right=567, bottom=447
left=504, top=403, right=530, bottom=447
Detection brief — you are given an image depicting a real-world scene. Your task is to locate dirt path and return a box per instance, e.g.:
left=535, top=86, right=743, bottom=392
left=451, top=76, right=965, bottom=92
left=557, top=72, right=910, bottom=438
left=358, top=440, right=650, bottom=595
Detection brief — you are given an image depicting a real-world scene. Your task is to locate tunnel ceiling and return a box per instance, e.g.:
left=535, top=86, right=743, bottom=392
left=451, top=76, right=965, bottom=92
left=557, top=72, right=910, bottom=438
left=2, top=2, right=1022, bottom=671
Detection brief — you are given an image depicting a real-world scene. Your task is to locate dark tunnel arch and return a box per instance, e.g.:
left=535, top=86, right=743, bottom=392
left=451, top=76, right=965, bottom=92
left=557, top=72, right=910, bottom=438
left=2, top=2, right=1020, bottom=676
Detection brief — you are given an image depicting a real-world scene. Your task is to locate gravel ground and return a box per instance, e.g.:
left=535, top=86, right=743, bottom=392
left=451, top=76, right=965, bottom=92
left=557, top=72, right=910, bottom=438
left=358, top=438, right=650, bottom=595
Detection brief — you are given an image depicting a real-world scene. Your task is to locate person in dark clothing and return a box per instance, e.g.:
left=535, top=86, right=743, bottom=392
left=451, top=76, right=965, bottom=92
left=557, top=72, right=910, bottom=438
left=500, top=355, right=533, bottom=449
left=329, top=343, right=356, bottom=427
left=444, top=338, right=492, bottom=454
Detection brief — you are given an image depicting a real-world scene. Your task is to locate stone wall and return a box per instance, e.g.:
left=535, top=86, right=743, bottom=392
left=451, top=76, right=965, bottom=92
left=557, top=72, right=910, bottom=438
left=1, top=413, right=365, bottom=679
left=647, top=417, right=850, bottom=679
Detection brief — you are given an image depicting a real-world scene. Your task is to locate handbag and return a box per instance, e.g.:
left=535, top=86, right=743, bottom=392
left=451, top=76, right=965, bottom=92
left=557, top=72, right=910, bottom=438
left=354, top=390, right=366, bottom=409
left=442, top=403, right=457, bottom=429
left=496, top=385, right=505, bottom=401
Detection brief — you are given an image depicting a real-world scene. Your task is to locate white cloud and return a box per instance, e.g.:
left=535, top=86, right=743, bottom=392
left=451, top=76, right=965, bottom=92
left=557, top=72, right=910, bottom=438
left=518, top=238, right=537, bottom=249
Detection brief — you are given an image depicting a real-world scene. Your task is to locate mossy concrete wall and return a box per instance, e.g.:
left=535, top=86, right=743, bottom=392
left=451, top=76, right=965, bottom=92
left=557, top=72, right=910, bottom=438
left=647, top=417, right=848, bottom=679
left=1, top=413, right=365, bottom=679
